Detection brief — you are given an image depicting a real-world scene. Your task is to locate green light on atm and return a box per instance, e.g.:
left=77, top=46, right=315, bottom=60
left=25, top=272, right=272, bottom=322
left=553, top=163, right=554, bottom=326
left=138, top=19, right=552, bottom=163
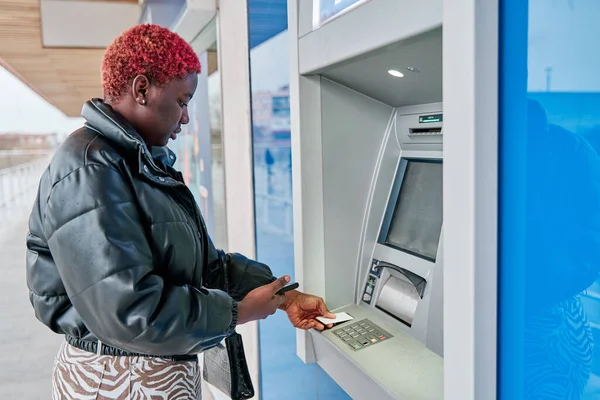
left=422, top=118, right=440, bottom=123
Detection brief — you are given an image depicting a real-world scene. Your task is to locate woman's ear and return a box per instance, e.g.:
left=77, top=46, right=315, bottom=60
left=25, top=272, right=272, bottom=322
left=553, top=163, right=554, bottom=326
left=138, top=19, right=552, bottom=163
left=132, top=75, right=150, bottom=105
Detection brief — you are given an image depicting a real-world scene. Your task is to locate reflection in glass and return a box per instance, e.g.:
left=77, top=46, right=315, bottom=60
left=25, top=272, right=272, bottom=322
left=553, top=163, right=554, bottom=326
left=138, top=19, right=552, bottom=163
left=247, top=1, right=350, bottom=398
left=207, top=63, right=227, bottom=248
left=314, top=0, right=371, bottom=28
left=500, top=1, right=600, bottom=398
left=169, top=50, right=226, bottom=247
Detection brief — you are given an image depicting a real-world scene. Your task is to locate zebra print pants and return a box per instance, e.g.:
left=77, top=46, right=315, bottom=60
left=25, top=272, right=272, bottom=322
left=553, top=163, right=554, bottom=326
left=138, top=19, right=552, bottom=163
left=524, top=296, right=594, bottom=400
left=52, top=341, right=202, bottom=399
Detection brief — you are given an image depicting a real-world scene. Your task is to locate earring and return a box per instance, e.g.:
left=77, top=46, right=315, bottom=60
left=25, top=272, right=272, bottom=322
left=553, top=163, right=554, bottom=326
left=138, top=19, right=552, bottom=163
left=138, top=98, right=146, bottom=105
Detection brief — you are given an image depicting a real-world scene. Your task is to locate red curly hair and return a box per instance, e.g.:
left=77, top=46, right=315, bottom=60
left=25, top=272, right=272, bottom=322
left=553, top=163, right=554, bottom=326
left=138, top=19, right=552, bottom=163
left=101, top=24, right=201, bottom=99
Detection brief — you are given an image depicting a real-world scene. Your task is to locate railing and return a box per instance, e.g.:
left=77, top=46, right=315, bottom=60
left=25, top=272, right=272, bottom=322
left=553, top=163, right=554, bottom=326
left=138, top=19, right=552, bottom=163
left=0, top=158, right=48, bottom=208
left=0, top=149, right=52, bottom=156
left=255, top=192, right=294, bottom=240
left=0, top=154, right=50, bottom=235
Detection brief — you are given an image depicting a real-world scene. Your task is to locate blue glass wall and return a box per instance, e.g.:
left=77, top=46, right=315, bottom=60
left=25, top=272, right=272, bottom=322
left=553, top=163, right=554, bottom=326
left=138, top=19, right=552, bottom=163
left=499, top=1, right=600, bottom=399
left=317, top=0, right=370, bottom=25
left=247, top=1, right=349, bottom=398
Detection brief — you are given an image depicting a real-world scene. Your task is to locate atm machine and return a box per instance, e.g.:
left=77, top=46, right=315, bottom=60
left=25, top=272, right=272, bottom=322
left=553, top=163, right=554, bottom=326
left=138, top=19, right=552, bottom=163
left=289, top=1, right=443, bottom=399
left=307, top=106, right=444, bottom=400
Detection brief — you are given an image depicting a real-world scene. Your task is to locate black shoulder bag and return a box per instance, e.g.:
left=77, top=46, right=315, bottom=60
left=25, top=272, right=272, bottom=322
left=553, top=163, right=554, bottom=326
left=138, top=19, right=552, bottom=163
left=203, top=251, right=255, bottom=400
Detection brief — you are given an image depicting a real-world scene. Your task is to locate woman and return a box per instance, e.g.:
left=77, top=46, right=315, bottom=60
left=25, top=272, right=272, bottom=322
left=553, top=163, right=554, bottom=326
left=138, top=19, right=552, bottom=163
left=523, top=99, right=599, bottom=399
left=26, top=24, right=334, bottom=399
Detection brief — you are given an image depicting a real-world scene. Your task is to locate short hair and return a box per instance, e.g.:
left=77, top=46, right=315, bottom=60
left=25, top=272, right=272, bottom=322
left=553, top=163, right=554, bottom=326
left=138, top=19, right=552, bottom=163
left=101, top=24, right=201, bottom=99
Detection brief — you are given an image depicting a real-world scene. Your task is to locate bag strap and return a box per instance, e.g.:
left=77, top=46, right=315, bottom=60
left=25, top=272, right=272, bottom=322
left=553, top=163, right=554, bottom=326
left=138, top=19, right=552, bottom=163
left=217, top=250, right=229, bottom=293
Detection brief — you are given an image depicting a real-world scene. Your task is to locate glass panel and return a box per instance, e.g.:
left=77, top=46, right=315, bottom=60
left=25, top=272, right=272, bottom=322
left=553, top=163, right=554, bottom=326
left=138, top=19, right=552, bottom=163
left=385, top=161, right=443, bottom=261
left=138, top=0, right=186, bottom=28
left=499, top=1, right=600, bottom=398
left=247, top=0, right=350, bottom=398
left=207, top=62, right=227, bottom=248
left=315, top=0, right=372, bottom=28
left=168, top=50, right=226, bottom=247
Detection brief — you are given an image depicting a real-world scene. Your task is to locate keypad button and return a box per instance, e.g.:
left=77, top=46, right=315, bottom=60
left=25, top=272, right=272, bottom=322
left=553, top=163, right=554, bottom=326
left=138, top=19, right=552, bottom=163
left=335, top=319, right=393, bottom=350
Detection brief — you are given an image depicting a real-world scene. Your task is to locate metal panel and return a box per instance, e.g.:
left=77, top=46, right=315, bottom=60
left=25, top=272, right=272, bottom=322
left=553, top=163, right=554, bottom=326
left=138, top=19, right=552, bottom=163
left=40, top=1, right=140, bottom=48
left=320, top=78, right=393, bottom=309
left=442, top=0, right=499, bottom=398
left=298, top=0, right=442, bottom=75
left=310, top=303, right=443, bottom=400
left=216, top=2, right=262, bottom=397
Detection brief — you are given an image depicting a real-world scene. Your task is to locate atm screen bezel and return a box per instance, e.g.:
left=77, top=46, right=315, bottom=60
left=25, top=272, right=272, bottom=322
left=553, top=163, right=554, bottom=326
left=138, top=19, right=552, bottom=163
left=377, top=157, right=443, bottom=263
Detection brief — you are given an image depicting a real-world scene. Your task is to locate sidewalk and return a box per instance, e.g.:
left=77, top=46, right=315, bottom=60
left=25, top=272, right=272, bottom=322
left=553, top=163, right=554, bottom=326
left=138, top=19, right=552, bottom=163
left=0, top=205, right=63, bottom=400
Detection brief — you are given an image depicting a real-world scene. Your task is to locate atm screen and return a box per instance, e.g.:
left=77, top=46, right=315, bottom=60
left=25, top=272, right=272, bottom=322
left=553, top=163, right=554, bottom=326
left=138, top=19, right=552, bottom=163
left=384, top=160, right=443, bottom=261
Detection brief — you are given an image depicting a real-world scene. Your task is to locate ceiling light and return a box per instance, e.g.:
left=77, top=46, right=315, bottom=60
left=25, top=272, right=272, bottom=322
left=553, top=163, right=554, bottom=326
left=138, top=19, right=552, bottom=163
left=388, top=69, right=404, bottom=78
left=406, top=66, right=420, bottom=73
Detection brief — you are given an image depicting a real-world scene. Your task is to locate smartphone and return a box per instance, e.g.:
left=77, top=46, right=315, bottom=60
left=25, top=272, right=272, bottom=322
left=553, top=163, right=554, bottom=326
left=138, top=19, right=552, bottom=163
left=276, top=282, right=299, bottom=295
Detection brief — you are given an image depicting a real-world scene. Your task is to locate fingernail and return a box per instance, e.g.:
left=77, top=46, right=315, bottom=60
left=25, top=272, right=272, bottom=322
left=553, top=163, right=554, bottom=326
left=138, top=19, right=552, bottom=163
left=285, top=276, right=290, bottom=282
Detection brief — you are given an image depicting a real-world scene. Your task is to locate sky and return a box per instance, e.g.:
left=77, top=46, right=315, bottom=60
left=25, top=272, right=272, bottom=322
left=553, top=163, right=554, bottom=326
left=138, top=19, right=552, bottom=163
left=528, top=0, right=600, bottom=92
left=0, top=65, right=84, bottom=137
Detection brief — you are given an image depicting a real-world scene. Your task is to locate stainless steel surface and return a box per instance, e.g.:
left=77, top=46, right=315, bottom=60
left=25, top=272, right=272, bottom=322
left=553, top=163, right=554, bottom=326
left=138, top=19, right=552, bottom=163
left=311, top=303, right=443, bottom=400
left=376, top=275, right=420, bottom=326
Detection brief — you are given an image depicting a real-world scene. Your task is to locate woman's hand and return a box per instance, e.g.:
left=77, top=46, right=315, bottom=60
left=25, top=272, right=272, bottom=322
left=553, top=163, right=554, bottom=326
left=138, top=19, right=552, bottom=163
left=279, top=291, right=335, bottom=331
left=237, top=276, right=289, bottom=325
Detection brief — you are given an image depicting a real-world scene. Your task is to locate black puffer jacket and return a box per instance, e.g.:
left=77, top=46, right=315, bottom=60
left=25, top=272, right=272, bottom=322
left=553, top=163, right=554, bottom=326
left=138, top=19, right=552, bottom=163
left=26, top=99, right=274, bottom=357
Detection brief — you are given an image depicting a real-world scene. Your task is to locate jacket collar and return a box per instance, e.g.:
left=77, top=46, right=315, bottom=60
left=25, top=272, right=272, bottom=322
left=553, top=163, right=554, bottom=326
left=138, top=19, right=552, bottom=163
left=81, top=99, right=177, bottom=167
left=150, top=146, right=178, bottom=168
left=81, top=99, right=180, bottom=179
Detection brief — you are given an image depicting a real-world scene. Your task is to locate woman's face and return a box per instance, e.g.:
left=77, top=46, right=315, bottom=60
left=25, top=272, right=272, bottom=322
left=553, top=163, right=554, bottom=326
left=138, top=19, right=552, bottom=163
left=131, top=73, right=198, bottom=147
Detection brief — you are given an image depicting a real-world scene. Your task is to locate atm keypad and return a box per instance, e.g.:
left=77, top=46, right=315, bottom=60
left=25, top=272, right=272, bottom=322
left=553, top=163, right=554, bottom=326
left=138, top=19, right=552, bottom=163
left=332, top=319, right=393, bottom=351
